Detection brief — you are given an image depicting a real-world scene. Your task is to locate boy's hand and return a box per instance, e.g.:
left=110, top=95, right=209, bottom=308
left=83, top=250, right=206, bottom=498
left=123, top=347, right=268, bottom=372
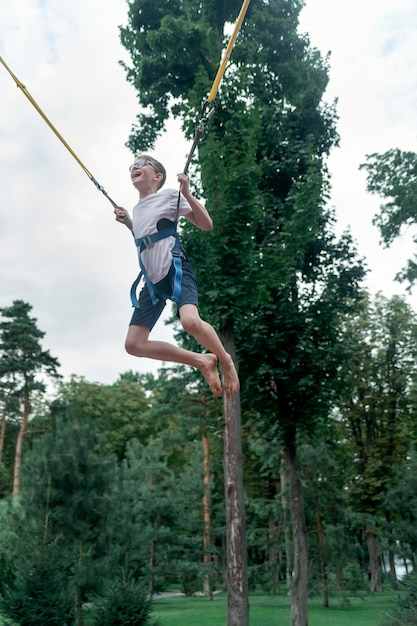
left=114, top=207, right=133, bottom=230
left=177, top=173, right=213, bottom=231
left=177, top=172, right=190, bottom=197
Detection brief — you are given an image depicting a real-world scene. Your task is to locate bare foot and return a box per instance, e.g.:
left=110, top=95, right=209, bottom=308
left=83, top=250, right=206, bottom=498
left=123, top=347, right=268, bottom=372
left=221, top=356, right=240, bottom=397
left=199, top=353, right=222, bottom=397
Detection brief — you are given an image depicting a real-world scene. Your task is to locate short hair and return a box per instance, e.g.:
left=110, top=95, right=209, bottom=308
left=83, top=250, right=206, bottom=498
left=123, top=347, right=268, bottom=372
left=138, top=154, right=166, bottom=190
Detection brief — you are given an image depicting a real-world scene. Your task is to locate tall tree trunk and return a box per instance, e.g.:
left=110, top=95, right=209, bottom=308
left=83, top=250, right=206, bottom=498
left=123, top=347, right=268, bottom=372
left=75, top=542, right=84, bottom=626
left=306, top=462, right=328, bottom=607
left=284, top=449, right=309, bottom=626
left=315, top=507, right=328, bottom=607
left=385, top=511, right=398, bottom=590
left=220, top=329, right=249, bottom=626
left=149, top=532, right=155, bottom=596
left=201, top=395, right=213, bottom=598
left=366, top=522, right=383, bottom=592
left=13, top=386, right=29, bottom=496
left=268, top=515, right=280, bottom=594
left=75, top=587, right=84, bottom=626
left=0, top=405, right=6, bottom=464
left=388, top=550, right=397, bottom=589
left=280, top=457, right=293, bottom=594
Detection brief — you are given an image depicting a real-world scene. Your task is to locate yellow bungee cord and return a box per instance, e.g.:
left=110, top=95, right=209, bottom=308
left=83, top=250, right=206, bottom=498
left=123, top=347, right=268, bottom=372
left=207, top=0, right=251, bottom=104
left=182, top=0, right=252, bottom=174
left=0, top=55, right=118, bottom=209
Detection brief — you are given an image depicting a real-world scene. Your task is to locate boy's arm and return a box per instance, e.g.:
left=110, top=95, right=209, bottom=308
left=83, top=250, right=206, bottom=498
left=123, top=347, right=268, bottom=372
left=114, top=207, right=133, bottom=231
left=178, top=173, right=213, bottom=231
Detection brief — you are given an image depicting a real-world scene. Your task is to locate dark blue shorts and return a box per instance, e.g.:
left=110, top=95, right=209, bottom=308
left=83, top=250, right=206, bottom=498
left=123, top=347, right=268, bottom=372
left=129, top=257, right=199, bottom=330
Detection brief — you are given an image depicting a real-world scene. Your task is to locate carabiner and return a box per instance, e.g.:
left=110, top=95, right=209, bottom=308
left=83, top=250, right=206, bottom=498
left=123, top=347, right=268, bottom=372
left=200, top=100, right=217, bottom=124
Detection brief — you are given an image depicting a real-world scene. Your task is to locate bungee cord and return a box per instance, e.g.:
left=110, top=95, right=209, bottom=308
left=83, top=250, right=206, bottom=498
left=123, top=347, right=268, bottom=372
left=181, top=0, right=252, bottom=174
left=176, top=0, right=251, bottom=219
left=0, top=55, right=118, bottom=211
left=207, top=0, right=251, bottom=105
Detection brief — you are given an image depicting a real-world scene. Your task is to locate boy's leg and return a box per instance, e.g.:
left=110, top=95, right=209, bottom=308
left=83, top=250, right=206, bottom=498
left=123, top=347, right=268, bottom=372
left=178, top=304, right=240, bottom=397
left=125, top=324, right=222, bottom=397
left=126, top=266, right=239, bottom=397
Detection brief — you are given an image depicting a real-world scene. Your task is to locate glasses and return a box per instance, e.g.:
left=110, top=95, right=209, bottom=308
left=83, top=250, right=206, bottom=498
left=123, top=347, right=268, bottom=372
left=129, top=159, right=159, bottom=173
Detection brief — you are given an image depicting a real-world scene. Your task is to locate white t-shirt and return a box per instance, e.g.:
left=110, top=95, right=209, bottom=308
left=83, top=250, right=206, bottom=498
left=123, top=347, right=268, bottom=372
left=132, top=188, right=192, bottom=284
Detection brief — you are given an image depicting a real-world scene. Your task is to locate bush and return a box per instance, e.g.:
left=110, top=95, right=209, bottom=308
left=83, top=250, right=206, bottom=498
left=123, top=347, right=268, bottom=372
left=178, top=562, right=201, bottom=596
left=0, top=546, right=74, bottom=626
left=89, top=574, right=158, bottom=626
left=341, top=563, right=367, bottom=593
left=379, top=574, right=417, bottom=626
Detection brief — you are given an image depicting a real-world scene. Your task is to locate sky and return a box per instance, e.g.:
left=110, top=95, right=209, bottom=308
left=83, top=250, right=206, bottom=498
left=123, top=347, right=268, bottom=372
left=0, top=0, right=416, bottom=386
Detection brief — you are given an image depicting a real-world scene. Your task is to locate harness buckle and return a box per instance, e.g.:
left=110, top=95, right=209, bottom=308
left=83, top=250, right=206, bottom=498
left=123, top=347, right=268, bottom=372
left=142, top=235, right=154, bottom=248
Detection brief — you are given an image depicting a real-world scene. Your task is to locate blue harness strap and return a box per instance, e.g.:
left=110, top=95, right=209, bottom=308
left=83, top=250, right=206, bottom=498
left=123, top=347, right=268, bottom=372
left=130, top=223, right=184, bottom=308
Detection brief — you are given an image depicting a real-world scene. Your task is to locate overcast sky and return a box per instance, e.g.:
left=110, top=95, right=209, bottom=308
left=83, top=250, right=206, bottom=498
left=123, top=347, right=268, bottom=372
left=1, top=0, right=416, bottom=386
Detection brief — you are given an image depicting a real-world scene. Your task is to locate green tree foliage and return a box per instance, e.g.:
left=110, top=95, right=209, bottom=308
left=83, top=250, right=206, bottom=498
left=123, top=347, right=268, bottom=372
left=0, top=300, right=61, bottom=391
left=335, top=292, right=417, bottom=590
left=379, top=574, right=417, bottom=626
left=360, top=148, right=417, bottom=287
left=120, top=0, right=246, bottom=149
left=88, top=573, right=157, bottom=626
left=119, top=0, right=364, bottom=455
left=383, top=451, right=417, bottom=572
left=1, top=541, right=75, bottom=626
left=108, top=437, right=218, bottom=595
left=2, top=417, right=117, bottom=624
left=111, top=438, right=180, bottom=593
left=337, top=293, right=417, bottom=514
left=0, top=376, right=21, bottom=469
left=51, top=374, right=154, bottom=460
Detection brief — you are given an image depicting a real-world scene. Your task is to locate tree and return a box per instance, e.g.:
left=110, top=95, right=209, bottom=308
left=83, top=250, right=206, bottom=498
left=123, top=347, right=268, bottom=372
left=0, top=381, right=19, bottom=464
left=335, top=293, right=417, bottom=590
left=5, top=416, right=117, bottom=626
left=383, top=451, right=417, bottom=574
left=360, top=148, right=417, bottom=287
left=0, top=380, right=21, bottom=495
left=0, top=300, right=61, bottom=495
left=52, top=374, right=152, bottom=460
left=110, top=438, right=186, bottom=595
left=119, top=2, right=365, bottom=624
left=1, top=540, right=75, bottom=626
left=379, top=574, right=417, bottom=626
left=88, top=573, right=156, bottom=626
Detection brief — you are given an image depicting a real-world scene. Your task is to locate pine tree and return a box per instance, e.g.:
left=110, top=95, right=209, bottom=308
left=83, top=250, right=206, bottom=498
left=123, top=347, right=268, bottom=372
left=0, top=300, right=61, bottom=495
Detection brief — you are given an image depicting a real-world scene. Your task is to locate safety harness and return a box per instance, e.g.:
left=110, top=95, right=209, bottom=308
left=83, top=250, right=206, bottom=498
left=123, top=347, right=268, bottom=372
left=130, top=222, right=184, bottom=308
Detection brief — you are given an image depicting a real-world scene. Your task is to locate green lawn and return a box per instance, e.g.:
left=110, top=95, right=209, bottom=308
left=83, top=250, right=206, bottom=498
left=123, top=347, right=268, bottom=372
left=152, top=592, right=394, bottom=626
left=0, top=591, right=395, bottom=626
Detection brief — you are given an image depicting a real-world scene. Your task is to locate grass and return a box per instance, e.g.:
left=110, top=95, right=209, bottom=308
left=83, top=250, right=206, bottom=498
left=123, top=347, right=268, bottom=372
left=152, top=591, right=394, bottom=626
left=0, top=591, right=395, bottom=626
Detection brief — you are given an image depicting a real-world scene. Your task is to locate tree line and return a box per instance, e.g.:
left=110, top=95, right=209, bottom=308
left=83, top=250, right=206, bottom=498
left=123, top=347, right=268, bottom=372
left=0, top=291, right=417, bottom=625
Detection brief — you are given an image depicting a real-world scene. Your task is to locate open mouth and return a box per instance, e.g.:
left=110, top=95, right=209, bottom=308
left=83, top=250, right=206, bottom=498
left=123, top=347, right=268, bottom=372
left=131, top=171, right=142, bottom=181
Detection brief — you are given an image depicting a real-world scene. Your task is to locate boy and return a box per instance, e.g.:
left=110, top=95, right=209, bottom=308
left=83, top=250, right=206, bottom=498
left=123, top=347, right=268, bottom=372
left=114, top=154, right=240, bottom=398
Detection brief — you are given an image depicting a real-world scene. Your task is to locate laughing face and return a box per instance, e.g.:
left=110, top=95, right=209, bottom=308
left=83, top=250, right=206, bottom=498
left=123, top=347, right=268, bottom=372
left=129, top=158, right=162, bottom=196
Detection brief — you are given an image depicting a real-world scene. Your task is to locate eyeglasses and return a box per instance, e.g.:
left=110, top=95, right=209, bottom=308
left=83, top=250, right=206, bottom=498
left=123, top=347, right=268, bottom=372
left=129, top=159, right=159, bottom=173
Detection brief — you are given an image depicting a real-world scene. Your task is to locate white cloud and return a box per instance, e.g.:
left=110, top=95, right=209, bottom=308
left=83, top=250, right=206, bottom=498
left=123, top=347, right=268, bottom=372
left=1, top=0, right=416, bottom=385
